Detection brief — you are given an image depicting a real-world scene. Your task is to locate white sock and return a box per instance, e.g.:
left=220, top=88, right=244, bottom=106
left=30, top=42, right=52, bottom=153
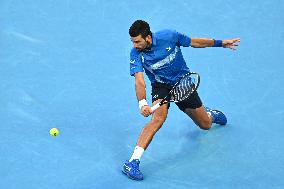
left=129, top=146, right=145, bottom=162
left=207, top=112, right=214, bottom=122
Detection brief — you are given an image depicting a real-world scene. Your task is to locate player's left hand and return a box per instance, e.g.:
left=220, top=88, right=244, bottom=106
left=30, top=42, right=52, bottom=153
left=222, top=38, right=240, bottom=50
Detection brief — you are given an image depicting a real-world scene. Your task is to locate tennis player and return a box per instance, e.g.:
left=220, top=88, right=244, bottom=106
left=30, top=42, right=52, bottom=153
left=122, top=20, right=240, bottom=180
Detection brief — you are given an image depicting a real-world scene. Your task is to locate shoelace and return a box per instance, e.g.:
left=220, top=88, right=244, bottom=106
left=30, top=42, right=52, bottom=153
left=130, top=161, right=142, bottom=175
left=131, top=160, right=139, bottom=169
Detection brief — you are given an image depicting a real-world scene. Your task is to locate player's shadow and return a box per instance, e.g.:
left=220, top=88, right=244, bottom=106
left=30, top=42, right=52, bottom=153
left=141, top=128, right=202, bottom=176
left=142, top=124, right=227, bottom=178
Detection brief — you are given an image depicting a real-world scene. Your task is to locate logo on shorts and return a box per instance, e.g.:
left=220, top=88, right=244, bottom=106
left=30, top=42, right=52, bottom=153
left=153, top=94, right=159, bottom=99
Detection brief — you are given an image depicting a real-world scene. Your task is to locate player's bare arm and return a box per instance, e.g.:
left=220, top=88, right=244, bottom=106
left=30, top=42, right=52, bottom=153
left=191, top=37, right=240, bottom=50
left=134, top=72, right=152, bottom=117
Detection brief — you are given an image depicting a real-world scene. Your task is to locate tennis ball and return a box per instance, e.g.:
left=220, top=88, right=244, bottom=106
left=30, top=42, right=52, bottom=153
left=50, top=128, right=59, bottom=137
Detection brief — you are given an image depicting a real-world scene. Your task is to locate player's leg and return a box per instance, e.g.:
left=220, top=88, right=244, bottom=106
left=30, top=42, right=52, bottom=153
left=176, top=91, right=227, bottom=129
left=134, top=83, right=171, bottom=150
left=184, top=106, right=228, bottom=129
left=122, top=100, right=168, bottom=180
left=122, top=83, right=170, bottom=180
left=136, top=100, right=169, bottom=149
left=184, top=106, right=212, bottom=130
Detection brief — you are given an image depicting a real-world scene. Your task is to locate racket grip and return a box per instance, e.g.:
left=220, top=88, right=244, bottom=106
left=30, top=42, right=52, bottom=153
left=150, top=103, right=161, bottom=112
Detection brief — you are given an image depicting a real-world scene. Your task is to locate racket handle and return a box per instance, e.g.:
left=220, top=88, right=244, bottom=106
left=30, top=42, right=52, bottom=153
left=150, top=103, right=161, bottom=112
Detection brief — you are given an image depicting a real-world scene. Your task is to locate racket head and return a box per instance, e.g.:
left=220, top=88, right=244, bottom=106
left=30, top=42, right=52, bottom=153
left=169, top=72, right=200, bottom=102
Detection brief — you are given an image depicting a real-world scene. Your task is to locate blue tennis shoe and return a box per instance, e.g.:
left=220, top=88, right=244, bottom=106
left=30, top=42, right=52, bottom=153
left=205, top=107, right=227, bottom=125
left=122, top=159, right=143, bottom=180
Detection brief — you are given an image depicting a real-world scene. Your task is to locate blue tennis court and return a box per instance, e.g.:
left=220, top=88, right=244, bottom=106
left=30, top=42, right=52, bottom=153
left=1, top=0, right=284, bottom=188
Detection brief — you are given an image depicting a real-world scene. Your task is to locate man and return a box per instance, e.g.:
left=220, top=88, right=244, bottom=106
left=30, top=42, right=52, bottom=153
left=122, top=20, right=240, bottom=180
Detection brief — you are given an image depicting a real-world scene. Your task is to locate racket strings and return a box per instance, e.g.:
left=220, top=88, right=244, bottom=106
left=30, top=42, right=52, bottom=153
left=171, top=76, right=196, bottom=101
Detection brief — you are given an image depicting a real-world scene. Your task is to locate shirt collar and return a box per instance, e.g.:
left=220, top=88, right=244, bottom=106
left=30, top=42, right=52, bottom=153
left=152, top=33, right=157, bottom=46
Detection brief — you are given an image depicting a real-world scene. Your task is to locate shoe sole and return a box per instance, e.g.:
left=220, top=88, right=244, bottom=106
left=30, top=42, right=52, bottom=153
left=122, top=169, right=143, bottom=181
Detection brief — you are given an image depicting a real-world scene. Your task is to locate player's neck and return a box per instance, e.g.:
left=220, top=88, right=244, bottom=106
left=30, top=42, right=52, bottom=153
left=146, top=38, right=152, bottom=49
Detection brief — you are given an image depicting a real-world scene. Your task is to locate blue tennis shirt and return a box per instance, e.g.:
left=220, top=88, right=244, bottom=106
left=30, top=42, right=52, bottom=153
left=130, top=29, right=191, bottom=85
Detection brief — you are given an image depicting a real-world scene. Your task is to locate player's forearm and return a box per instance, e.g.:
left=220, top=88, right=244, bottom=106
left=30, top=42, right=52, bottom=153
left=190, top=38, right=217, bottom=48
left=134, top=73, right=147, bottom=101
left=134, top=72, right=150, bottom=110
left=135, top=82, right=146, bottom=101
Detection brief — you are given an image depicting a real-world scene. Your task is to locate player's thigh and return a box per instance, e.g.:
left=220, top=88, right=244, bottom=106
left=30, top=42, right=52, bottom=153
left=151, top=99, right=169, bottom=124
left=151, top=83, right=171, bottom=123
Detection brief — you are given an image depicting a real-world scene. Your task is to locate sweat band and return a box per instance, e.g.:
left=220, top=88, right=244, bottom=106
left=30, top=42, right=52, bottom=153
left=139, top=99, right=148, bottom=110
left=213, top=39, right=223, bottom=47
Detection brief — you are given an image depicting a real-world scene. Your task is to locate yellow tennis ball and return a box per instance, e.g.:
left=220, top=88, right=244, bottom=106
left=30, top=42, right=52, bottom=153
left=50, top=128, right=59, bottom=137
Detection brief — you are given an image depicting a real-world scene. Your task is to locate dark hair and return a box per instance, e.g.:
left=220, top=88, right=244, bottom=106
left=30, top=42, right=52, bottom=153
left=129, top=20, right=152, bottom=38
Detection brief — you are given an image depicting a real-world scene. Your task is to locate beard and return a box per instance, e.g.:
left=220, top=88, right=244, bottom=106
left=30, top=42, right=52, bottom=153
left=146, top=41, right=151, bottom=49
left=137, top=41, right=151, bottom=51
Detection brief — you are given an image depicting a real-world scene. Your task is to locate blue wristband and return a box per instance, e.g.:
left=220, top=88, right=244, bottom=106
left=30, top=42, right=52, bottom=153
left=213, top=39, right=223, bottom=47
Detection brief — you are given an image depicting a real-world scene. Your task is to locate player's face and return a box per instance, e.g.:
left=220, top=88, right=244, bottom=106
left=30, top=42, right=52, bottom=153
left=130, top=35, right=151, bottom=51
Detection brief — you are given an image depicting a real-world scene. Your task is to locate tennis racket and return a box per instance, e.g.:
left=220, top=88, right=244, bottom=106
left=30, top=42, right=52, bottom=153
left=150, top=72, right=200, bottom=112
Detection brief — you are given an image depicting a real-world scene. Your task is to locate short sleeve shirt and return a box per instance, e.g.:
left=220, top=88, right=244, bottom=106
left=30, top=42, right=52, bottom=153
left=130, top=29, right=191, bottom=85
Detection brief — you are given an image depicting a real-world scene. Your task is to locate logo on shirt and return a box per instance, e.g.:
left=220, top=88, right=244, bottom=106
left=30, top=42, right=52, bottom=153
left=130, top=60, right=135, bottom=64
left=166, top=47, right=171, bottom=51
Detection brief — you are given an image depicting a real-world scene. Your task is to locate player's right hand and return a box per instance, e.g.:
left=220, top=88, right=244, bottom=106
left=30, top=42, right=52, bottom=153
left=141, top=105, right=152, bottom=117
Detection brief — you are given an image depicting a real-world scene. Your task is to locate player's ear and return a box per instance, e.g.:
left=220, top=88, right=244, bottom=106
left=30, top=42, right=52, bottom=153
left=145, top=35, right=152, bottom=42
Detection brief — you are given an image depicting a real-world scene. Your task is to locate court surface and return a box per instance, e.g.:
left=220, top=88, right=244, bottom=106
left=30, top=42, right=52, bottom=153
left=1, top=0, right=284, bottom=188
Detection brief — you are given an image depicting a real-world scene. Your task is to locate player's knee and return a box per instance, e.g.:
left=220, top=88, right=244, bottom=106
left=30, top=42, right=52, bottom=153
left=200, top=125, right=211, bottom=130
left=148, top=116, right=165, bottom=132
left=198, top=119, right=211, bottom=130
left=151, top=115, right=166, bottom=125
